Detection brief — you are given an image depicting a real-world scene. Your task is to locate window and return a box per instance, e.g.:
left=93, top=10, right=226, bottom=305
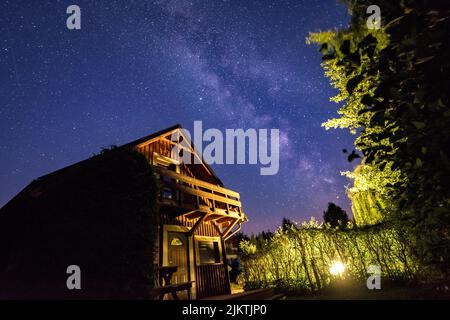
left=197, top=240, right=221, bottom=264
left=162, top=187, right=173, bottom=199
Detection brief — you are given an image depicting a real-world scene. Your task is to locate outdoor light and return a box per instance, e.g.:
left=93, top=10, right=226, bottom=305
left=329, top=261, right=345, bottom=276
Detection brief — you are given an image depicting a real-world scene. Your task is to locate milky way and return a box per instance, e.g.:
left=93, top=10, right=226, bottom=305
left=0, top=0, right=357, bottom=233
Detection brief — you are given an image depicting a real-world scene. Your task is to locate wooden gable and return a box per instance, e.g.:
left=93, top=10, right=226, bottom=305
left=128, top=125, right=222, bottom=186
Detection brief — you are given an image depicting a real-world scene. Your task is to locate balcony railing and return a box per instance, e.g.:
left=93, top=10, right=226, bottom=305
left=153, top=166, right=247, bottom=226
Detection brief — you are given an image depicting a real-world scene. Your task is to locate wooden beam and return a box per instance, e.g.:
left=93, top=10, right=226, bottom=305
left=167, top=182, right=241, bottom=207
left=222, top=219, right=239, bottom=239
left=214, top=213, right=241, bottom=224
left=188, top=211, right=211, bottom=236
left=214, top=219, right=231, bottom=228
left=155, top=167, right=240, bottom=199
left=211, top=221, right=223, bottom=235
left=136, top=128, right=180, bottom=149
left=158, top=197, right=247, bottom=225
left=178, top=210, right=197, bottom=217
left=204, top=213, right=227, bottom=221
left=224, top=223, right=241, bottom=241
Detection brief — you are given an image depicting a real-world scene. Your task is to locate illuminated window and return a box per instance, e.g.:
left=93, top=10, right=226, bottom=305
left=170, top=237, right=183, bottom=246
left=198, top=240, right=221, bottom=264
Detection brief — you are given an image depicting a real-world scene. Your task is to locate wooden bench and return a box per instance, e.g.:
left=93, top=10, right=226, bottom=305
left=149, top=281, right=194, bottom=300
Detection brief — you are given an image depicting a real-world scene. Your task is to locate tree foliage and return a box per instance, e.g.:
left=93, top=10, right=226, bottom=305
left=344, top=164, right=396, bottom=225
left=308, top=0, right=450, bottom=276
left=323, top=203, right=350, bottom=229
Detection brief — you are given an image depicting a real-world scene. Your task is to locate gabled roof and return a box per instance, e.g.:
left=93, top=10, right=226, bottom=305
left=123, top=124, right=223, bottom=186
left=121, top=123, right=183, bottom=148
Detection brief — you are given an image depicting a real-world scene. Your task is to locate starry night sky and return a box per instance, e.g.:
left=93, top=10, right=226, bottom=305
left=1, top=0, right=357, bottom=233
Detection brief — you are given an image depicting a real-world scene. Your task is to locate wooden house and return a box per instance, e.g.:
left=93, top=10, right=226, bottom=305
left=0, top=124, right=247, bottom=299
left=127, top=124, right=248, bottom=298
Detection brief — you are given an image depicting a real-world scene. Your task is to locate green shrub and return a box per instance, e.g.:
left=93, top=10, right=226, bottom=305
left=240, top=219, right=418, bottom=293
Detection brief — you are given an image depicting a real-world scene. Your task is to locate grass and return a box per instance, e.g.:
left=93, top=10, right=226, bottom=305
left=285, top=279, right=450, bottom=300
left=230, top=282, right=244, bottom=295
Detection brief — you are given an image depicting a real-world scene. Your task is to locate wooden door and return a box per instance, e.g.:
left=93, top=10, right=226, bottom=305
left=167, top=232, right=188, bottom=284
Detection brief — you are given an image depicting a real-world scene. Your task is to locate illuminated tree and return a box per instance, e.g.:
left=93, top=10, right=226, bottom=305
left=308, top=0, right=450, bottom=277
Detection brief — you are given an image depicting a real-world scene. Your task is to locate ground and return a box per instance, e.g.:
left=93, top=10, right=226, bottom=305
left=287, top=280, right=450, bottom=300
left=230, top=282, right=244, bottom=295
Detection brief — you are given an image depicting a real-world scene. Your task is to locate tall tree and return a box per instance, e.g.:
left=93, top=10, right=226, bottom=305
left=281, top=217, right=296, bottom=232
left=323, top=203, right=350, bottom=229
left=308, top=0, right=450, bottom=277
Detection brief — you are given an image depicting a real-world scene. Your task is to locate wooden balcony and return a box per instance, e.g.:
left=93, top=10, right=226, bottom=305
left=153, top=166, right=247, bottom=239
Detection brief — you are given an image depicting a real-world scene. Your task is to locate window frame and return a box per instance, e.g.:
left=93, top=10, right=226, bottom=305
left=194, top=235, right=223, bottom=265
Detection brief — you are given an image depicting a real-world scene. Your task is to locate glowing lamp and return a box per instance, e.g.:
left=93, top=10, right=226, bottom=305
left=329, top=261, right=345, bottom=276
